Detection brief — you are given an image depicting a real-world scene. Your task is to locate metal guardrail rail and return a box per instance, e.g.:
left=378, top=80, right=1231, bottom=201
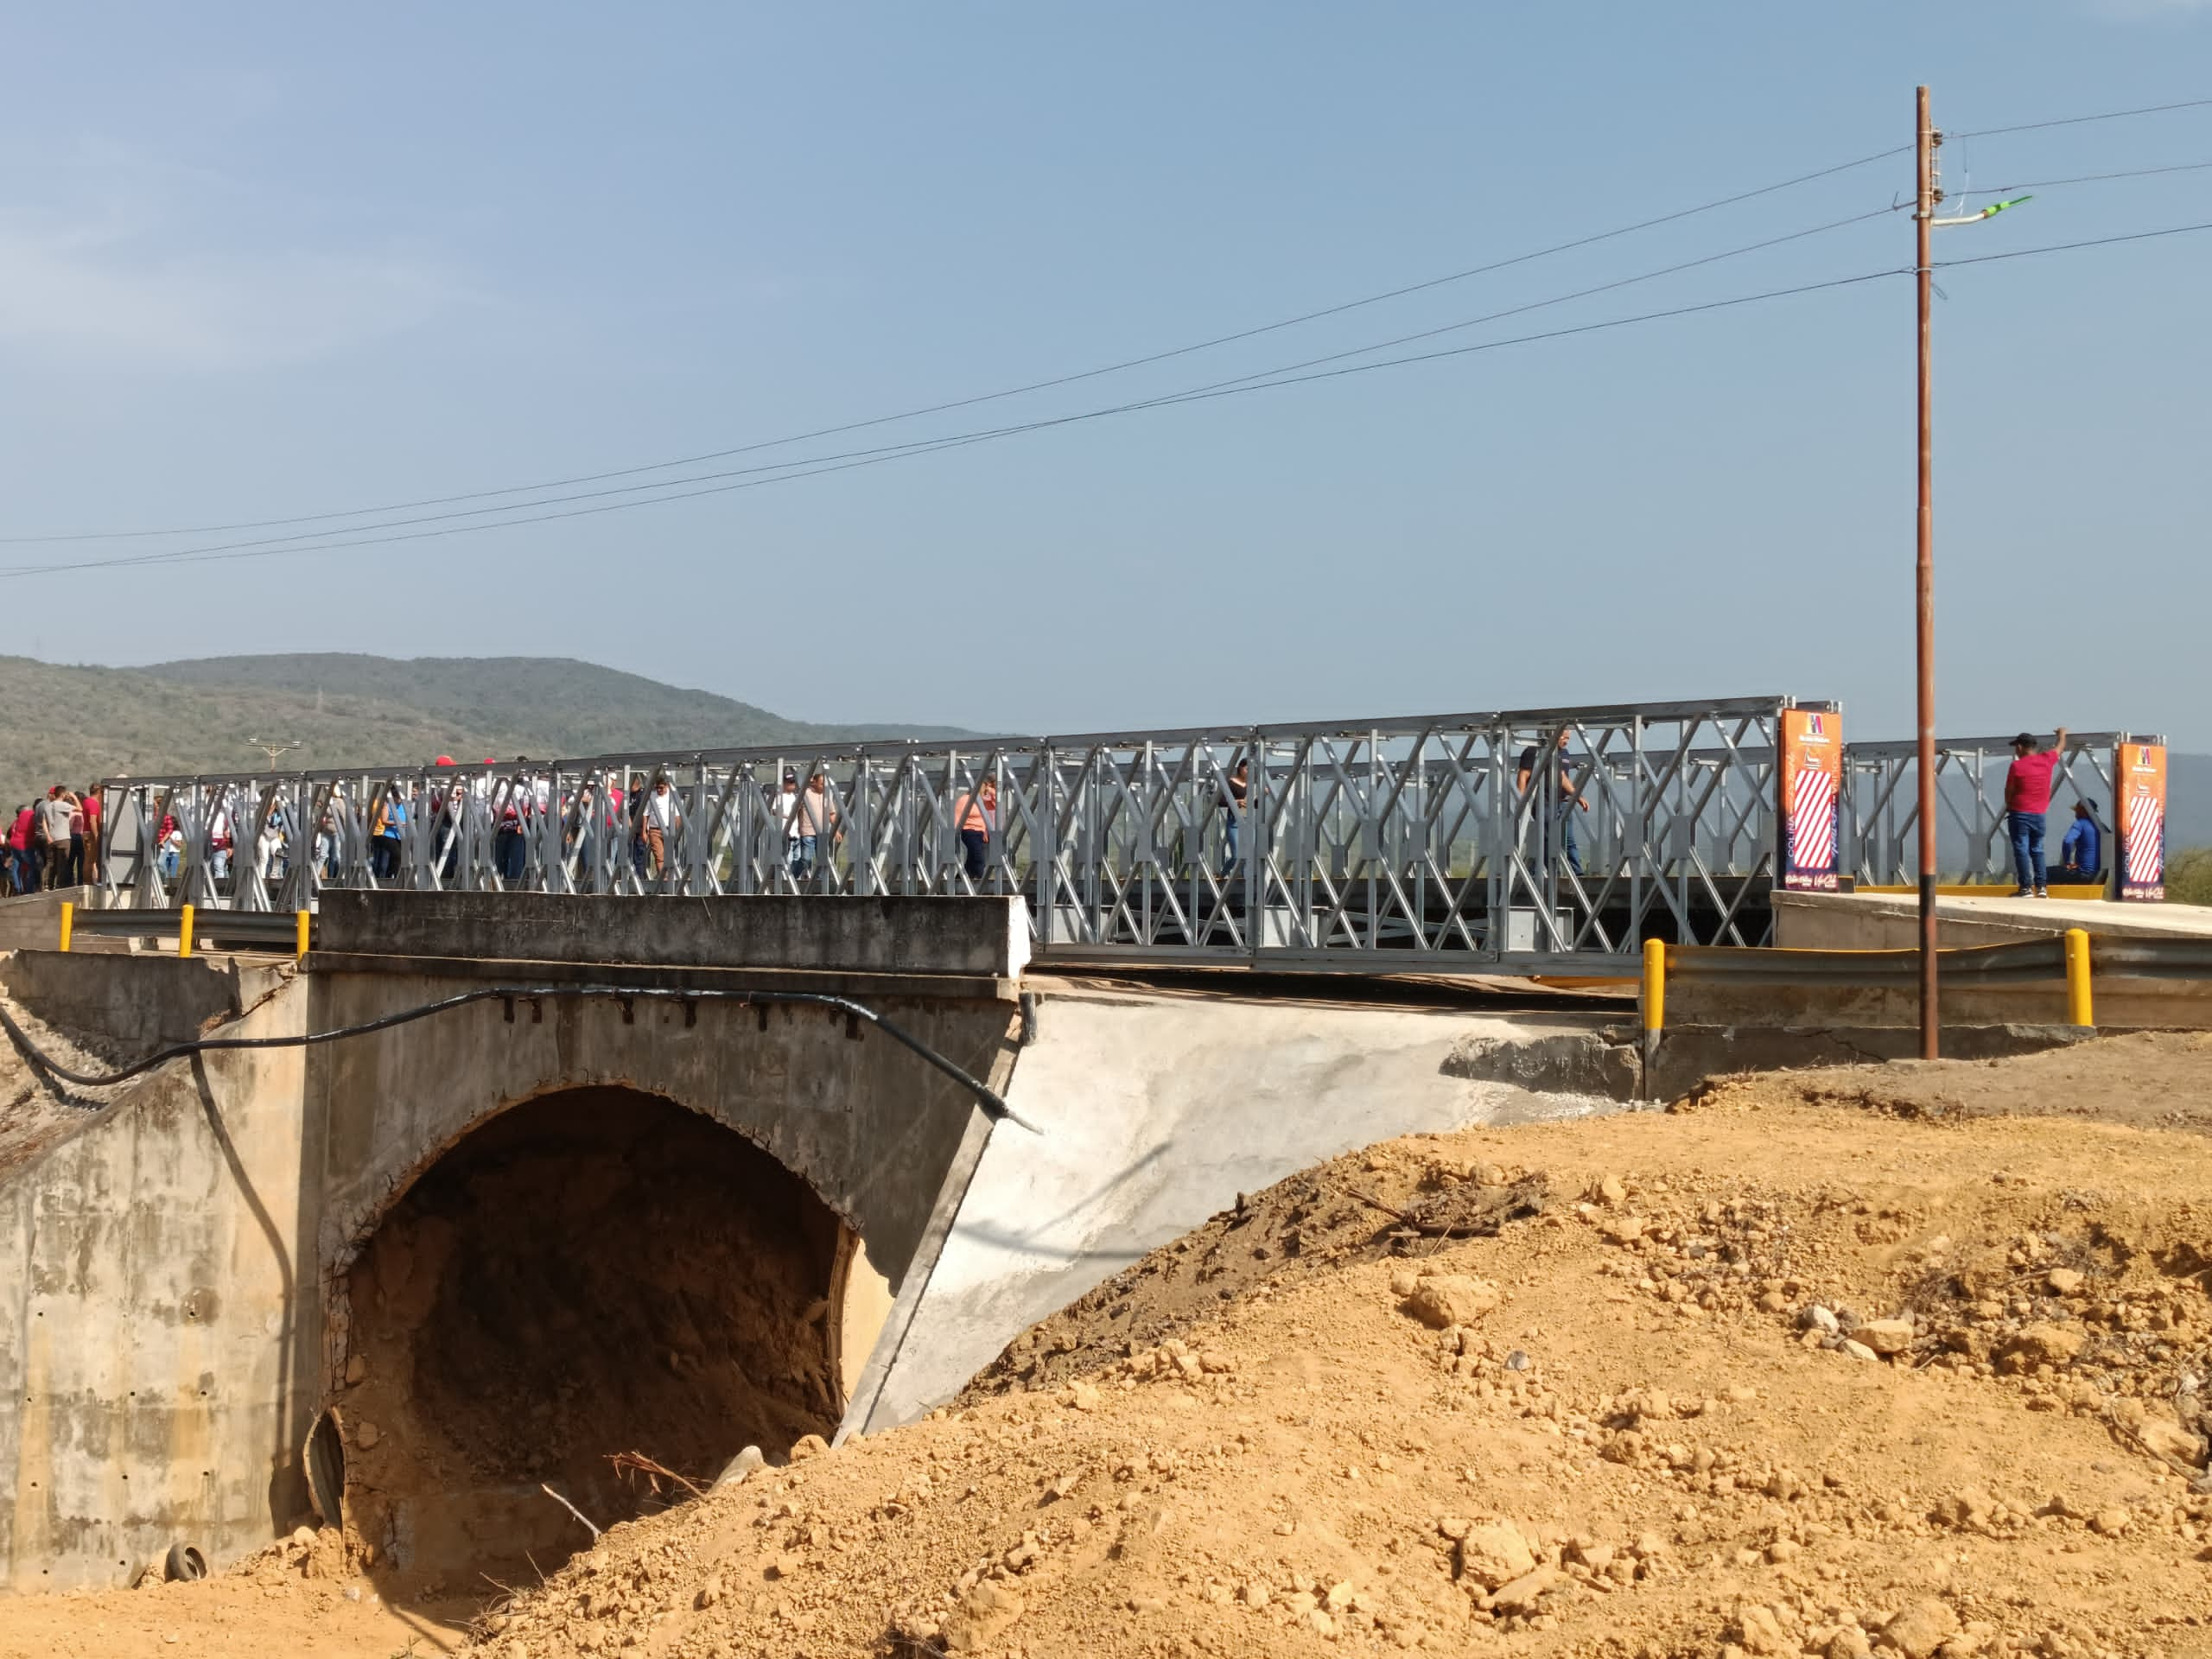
left=92, top=696, right=1834, bottom=972
left=68, top=906, right=307, bottom=953
left=1662, top=936, right=2069, bottom=988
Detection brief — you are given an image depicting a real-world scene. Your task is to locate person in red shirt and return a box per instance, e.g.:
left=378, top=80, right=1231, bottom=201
left=4, top=804, right=35, bottom=894
left=79, top=785, right=102, bottom=885
left=2003, top=726, right=2069, bottom=898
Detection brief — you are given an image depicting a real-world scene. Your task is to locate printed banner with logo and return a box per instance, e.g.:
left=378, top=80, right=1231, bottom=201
left=2117, top=741, right=2167, bottom=902
left=1778, top=709, right=1842, bottom=892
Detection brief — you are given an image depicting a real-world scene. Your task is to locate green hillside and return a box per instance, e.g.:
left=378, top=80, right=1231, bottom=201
left=0, top=652, right=967, bottom=811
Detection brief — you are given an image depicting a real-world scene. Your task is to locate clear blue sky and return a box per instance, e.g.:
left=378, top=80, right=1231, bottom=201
left=1, top=3, right=2206, bottom=745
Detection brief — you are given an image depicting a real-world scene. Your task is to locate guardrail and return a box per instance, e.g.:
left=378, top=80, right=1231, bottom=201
left=91, top=696, right=1834, bottom=972
left=1637, top=930, right=2212, bottom=1061
left=56, top=902, right=309, bottom=959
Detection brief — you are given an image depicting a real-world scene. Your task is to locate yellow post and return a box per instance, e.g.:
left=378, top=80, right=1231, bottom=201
left=1639, top=938, right=1667, bottom=1104
left=2064, top=927, right=2093, bottom=1028
left=178, top=905, right=195, bottom=960
left=296, top=909, right=312, bottom=960
left=58, top=901, right=73, bottom=953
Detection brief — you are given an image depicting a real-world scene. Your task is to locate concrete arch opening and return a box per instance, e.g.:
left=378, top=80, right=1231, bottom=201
left=335, top=1085, right=886, bottom=1589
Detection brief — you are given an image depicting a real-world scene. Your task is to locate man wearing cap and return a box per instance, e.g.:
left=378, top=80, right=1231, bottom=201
left=2057, top=798, right=2102, bottom=886
left=2002, top=727, right=2068, bottom=899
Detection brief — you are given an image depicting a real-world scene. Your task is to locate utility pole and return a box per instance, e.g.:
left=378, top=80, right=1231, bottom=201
left=1910, top=88, right=2030, bottom=1062
left=1915, top=86, right=1940, bottom=1061
left=249, top=738, right=301, bottom=771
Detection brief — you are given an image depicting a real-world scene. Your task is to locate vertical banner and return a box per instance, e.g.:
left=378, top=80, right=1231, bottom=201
left=1778, top=709, right=1842, bottom=891
left=2117, top=741, right=2167, bottom=902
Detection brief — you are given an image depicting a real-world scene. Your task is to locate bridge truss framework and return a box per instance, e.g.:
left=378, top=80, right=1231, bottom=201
left=92, top=699, right=2160, bottom=973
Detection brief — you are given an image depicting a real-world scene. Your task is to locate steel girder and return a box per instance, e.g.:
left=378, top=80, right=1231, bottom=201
left=94, top=696, right=1835, bottom=971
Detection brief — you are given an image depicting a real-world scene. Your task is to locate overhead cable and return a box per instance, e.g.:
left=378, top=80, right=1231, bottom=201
left=0, top=202, right=1900, bottom=575
left=4, top=212, right=2205, bottom=585
left=0, top=267, right=1914, bottom=582
left=1955, top=93, right=2212, bottom=140
left=0, top=144, right=1911, bottom=547
left=1930, top=218, right=2212, bottom=268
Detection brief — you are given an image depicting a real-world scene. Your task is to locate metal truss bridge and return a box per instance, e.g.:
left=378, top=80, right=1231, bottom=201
left=92, top=698, right=2162, bottom=973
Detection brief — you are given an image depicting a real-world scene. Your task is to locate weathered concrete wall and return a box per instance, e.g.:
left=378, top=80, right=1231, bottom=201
left=849, top=995, right=1629, bottom=1435
left=1669, top=975, right=2212, bottom=1031
left=300, top=970, right=1017, bottom=1305
left=0, top=981, right=315, bottom=1595
left=0, top=889, right=96, bottom=956
left=0, top=955, right=1020, bottom=1592
left=315, top=889, right=1032, bottom=979
left=0, top=952, right=289, bottom=1054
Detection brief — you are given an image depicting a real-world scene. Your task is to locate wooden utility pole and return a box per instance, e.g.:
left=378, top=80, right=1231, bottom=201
left=1915, top=86, right=1940, bottom=1060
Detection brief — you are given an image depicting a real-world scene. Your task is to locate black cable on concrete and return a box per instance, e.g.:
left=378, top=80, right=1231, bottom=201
left=0, top=984, right=1040, bottom=1134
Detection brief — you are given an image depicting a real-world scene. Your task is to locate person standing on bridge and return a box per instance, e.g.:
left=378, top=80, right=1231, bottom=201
left=776, top=768, right=804, bottom=882
left=40, top=788, right=77, bottom=889
left=1516, top=730, right=1586, bottom=877
left=1219, top=758, right=1249, bottom=879
left=643, top=774, right=682, bottom=883
left=794, top=771, right=837, bottom=884
left=4, top=803, right=33, bottom=894
left=2004, top=728, right=2068, bottom=898
left=79, top=785, right=101, bottom=886
left=370, top=785, right=406, bottom=880
left=952, top=775, right=997, bottom=884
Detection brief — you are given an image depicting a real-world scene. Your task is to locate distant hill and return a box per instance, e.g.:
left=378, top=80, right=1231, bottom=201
left=2170, top=753, right=2212, bottom=855
left=0, top=652, right=967, bottom=810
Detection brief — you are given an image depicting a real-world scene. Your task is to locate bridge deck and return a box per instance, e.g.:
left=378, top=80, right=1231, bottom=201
left=1776, top=888, right=2212, bottom=950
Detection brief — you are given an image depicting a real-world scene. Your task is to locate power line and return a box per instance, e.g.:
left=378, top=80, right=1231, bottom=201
left=1955, top=93, right=2212, bottom=140
left=0, top=201, right=1902, bottom=574
left=4, top=95, right=2200, bottom=551
left=1931, top=218, right=2212, bottom=268
left=0, top=267, right=1915, bottom=583
left=7, top=212, right=2204, bottom=588
left=0, top=143, right=1912, bottom=547
left=1973, top=156, right=2212, bottom=194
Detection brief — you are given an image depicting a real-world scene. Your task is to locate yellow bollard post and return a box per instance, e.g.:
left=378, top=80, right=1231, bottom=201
left=296, top=909, right=311, bottom=961
left=58, top=900, right=73, bottom=953
left=178, top=904, right=195, bottom=960
left=2064, top=927, right=2093, bottom=1028
left=1640, top=938, right=1667, bottom=1103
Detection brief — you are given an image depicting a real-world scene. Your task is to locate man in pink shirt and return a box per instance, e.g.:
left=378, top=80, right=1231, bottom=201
left=2003, top=726, right=2069, bottom=898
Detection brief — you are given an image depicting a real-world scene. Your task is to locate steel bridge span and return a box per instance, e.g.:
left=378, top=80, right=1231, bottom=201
left=92, top=696, right=2164, bottom=974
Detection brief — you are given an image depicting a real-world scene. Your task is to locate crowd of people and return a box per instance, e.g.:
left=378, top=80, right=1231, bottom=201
left=3, top=786, right=101, bottom=896
left=99, top=760, right=985, bottom=894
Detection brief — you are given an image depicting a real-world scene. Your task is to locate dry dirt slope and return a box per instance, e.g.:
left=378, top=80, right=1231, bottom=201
left=8, top=1035, right=2212, bottom=1659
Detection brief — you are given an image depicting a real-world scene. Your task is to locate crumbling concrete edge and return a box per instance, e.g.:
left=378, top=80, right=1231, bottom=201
left=836, top=1103, right=999, bottom=1446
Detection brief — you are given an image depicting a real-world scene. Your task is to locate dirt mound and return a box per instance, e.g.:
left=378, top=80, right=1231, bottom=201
left=960, top=1148, right=1551, bottom=1404
left=1684, top=1030, right=2212, bottom=1136
left=455, top=1039, right=2212, bottom=1659
left=20, top=1035, right=2212, bottom=1658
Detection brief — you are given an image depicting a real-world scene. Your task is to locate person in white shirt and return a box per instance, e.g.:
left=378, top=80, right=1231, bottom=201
left=775, top=769, right=803, bottom=881
left=643, top=776, right=681, bottom=879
